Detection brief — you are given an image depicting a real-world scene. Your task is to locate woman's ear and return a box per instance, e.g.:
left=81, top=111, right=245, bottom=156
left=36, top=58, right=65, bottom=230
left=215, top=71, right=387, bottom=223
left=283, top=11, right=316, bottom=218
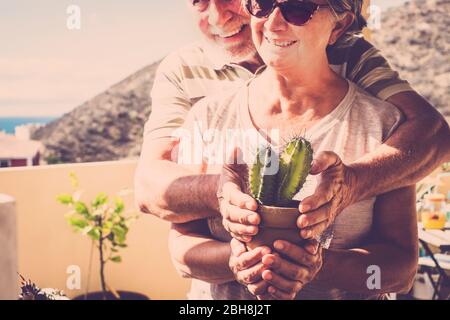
left=328, top=12, right=355, bottom=45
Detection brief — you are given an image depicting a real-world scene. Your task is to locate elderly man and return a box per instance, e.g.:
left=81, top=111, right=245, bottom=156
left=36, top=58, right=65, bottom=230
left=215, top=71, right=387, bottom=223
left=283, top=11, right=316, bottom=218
left=135, top=0, right=450, bottom=299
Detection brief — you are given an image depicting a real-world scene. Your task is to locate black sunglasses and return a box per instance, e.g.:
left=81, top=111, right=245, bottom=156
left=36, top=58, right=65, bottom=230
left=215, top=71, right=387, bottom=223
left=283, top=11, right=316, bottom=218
left=245, top=0, right=330, bottom=26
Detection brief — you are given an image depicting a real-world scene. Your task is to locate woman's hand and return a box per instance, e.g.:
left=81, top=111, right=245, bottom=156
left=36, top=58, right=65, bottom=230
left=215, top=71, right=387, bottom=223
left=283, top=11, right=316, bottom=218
left=297, top=151, right=356, bottom=239
left=217, top=148, right=260, bottom=243
left=259, top=240, right=323, bottom=300
left=218, top=148, right=358, bottom=245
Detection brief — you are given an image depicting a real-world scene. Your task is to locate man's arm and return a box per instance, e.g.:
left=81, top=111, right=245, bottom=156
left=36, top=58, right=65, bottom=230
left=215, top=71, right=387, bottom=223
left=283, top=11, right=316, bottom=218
left=294, top=92, right=450, bottom=239
left=135, top=54, right=221, bottom=223
left=168, top=219, right=234, bottom=284
left=314, top=186, right=418, bottom=294
left=344, top=37, right=450, bottom=201
left=349, top=91, right=450, bottom=203
left=135, top=137, right=220, bottom=223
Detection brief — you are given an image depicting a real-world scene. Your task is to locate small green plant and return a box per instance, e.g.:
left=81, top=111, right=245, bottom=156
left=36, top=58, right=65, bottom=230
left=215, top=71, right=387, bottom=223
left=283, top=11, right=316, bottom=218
left=57, top=173, right=138, bottom=299
left=249, top=136, right=313, bottom=207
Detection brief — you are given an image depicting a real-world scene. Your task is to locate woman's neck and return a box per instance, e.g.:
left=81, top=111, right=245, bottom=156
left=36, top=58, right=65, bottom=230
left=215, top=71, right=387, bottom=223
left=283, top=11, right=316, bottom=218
left=252, top=62, right=348, bottom=119
left=246, top=60, right=350, bottom=142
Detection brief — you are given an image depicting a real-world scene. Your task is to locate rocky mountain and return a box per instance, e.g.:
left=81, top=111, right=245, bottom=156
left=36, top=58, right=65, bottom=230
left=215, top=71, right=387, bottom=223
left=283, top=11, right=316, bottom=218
left=32, top=61, right=160, bottom=163
left=372, top=0, right=449, bottom=116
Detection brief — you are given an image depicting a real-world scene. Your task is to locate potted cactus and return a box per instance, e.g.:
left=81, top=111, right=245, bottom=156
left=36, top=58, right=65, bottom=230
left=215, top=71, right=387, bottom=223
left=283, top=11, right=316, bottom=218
left=246, top=136, right=313, bottom=250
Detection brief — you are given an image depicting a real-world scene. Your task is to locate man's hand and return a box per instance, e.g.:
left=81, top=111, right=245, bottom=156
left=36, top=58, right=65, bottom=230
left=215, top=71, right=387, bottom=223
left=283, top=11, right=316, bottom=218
left=260, top=240, right=323, bottom=300
left=229, top=238, right=271, bottom=289
left=297, top=151, right=356, bottom=239
left=218, top=147, right=261, bottom=243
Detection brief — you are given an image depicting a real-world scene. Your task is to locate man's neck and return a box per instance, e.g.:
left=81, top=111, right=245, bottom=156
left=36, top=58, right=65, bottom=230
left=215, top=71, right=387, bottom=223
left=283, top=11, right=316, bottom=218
left=234, top=54, right=265, bottom=74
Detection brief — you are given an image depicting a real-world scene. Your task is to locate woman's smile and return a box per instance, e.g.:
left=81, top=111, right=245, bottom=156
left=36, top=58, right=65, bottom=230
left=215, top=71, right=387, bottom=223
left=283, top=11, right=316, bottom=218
left=263, top=35, right=298, bottom=48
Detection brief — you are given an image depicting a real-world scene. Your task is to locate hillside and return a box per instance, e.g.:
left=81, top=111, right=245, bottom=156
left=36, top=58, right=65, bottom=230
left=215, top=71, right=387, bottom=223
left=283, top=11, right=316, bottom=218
left=32, top=61, right=159, bottom=163
left=372, top=0, right=449, bottom=115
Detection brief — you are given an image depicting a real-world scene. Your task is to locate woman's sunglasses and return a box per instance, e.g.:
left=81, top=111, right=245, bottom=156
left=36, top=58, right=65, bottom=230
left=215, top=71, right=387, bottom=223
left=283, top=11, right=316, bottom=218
left=245, top=0, right=331, bottom=26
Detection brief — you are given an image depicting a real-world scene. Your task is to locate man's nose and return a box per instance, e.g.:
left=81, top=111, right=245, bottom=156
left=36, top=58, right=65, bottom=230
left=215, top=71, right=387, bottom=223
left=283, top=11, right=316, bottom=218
left=208, top=0, right=233, bottom=27
left=266, top=7, right=288, bottom=32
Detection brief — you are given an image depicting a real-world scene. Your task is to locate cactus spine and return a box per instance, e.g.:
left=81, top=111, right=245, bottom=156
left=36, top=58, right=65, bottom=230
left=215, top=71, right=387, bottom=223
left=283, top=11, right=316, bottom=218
left=249, top=137, right=313, bottom=207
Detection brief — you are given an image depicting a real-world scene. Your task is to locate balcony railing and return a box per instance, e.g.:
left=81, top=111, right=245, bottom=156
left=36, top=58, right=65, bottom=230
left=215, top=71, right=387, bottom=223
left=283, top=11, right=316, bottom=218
left=0, top=160, right=190, bottom=300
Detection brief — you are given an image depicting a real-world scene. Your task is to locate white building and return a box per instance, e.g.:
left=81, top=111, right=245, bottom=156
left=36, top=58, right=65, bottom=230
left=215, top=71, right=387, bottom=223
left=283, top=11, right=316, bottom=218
left=0, top=133, right=42, bottom=168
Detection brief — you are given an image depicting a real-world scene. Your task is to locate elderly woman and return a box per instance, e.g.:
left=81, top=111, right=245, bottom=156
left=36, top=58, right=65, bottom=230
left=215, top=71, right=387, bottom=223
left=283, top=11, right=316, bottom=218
left=170, top=0, right=418, bottom=300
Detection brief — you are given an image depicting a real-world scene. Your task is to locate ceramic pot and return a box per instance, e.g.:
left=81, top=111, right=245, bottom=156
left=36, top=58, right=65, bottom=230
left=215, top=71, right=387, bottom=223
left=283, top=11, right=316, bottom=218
left=246, top=204, right=305, bottom=250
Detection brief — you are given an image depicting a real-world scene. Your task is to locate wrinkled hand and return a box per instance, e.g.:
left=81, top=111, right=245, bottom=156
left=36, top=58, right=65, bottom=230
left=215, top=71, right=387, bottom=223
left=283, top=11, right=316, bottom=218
left=217, top=148, right=260, bottom=243
left=297, top=151, right=356, bottom=240
left=259, top=240, right=323, bottom=300
left=229, top=238, right=271, bottom=288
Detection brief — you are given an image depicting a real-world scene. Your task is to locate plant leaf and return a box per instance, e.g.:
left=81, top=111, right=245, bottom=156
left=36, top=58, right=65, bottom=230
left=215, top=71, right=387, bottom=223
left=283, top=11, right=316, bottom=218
left=68, top=216, right=89, bottom=231
left=57, top=194, right=73, bottom=205
left=110, top=256, right=122, bottom=263
left=92, top=193, right=108, bottom=209
left=87, top=228, right=101, bottom=241
left=114, top=197, right=124, bottom=214
left=112, top=224, right=128, bottom=244
left=74, top=201, right=90, bottom=217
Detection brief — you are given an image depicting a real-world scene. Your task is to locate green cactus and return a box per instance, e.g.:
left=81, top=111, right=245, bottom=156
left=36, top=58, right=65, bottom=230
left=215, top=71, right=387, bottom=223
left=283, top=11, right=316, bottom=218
left=277, top=138, right=313, bottom=206
left=249, top=145, right=278, bottom=206
left=248, top=137, right=313, bottom=207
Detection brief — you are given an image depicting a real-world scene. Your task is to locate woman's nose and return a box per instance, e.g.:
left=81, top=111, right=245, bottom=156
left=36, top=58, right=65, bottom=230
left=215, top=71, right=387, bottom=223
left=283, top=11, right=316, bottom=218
left=208, top=0, right=233, bottom=28
left=265, top=7, right=288, bottom=32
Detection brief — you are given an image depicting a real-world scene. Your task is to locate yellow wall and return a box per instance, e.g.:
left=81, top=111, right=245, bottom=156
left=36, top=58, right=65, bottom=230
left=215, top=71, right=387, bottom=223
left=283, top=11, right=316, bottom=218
left=0, top=160, right=191, bottom=299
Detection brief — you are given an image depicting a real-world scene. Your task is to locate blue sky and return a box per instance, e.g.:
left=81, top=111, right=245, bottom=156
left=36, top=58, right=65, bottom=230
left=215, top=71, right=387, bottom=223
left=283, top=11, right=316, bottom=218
left=0, top=0, right=408, bottom=117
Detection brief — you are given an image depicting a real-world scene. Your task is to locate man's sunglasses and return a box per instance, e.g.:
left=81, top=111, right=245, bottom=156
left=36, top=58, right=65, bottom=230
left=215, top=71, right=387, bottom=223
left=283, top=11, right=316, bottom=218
left=245, top=0, right=331, bottom=26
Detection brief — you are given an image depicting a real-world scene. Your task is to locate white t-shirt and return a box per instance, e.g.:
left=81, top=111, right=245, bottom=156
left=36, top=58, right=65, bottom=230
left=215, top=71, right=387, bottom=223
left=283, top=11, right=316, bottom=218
left=176, top=79, right=403, bottom=300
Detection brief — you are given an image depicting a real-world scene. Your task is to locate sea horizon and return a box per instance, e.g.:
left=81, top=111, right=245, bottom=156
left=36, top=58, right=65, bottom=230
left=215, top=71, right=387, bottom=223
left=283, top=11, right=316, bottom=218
left=0, top=116, right=59, bottom=134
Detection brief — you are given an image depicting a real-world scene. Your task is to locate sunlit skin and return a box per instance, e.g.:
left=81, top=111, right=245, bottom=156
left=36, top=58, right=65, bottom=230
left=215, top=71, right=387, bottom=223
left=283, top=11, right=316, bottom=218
left=187, top=0, right=261, bottom=66
left=251, top=0, right=337, bottom=74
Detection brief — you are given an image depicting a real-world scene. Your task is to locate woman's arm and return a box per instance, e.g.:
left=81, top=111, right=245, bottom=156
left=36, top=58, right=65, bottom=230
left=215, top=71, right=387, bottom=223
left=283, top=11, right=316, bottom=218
left=168, top=219, right=234, bottom=284
left=315, top=186, right=419, bottom=295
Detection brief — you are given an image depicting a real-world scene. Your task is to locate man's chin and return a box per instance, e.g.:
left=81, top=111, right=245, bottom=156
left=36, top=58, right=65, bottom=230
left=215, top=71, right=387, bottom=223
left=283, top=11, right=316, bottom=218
left=222, top=44, right=258, bottom=64
left=203, top=36, right=257, bottom=65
